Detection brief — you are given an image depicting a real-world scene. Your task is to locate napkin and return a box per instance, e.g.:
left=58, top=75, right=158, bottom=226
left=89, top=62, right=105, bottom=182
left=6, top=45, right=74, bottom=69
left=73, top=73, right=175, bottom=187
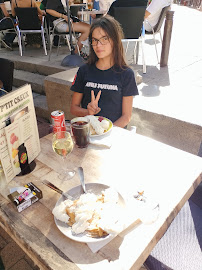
left=86, top=195, right=159, bottom=253
left=89, top=137, right=112, bottom=148
left=87, top=198, right=142, bottom=253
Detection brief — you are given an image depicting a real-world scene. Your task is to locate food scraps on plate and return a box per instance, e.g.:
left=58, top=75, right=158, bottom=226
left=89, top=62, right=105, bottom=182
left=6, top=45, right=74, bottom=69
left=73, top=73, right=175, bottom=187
left=52, top=188, right=123, bottom=238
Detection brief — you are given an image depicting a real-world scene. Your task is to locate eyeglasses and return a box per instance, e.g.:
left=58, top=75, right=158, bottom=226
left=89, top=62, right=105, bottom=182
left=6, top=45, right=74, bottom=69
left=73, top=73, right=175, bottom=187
left=91, top=36, right=110, bottom=46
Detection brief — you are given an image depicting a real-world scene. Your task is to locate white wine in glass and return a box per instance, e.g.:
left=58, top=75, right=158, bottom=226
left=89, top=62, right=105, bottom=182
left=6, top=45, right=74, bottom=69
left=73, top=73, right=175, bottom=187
left=52, top=131, right=75, bottom=180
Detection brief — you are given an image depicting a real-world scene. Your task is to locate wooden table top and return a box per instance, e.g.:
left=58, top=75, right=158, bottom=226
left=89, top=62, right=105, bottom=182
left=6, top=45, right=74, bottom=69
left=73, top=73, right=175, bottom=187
left=0, top=127, right=201, bottom=270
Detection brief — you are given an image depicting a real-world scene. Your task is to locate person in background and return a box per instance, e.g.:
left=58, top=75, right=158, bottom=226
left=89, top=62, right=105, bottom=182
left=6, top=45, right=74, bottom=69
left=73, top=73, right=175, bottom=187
left=46, top=0, right=90, bottom=59
left=0, top=0, right=16, bottom=50
left=70, top=15, right=138, bottom=128
left=0, top=79, right=6, bottom=96
left=144, top=0, right=171, bottom=31
left=40, top=0, right=59, bottom=46
left=98, top=0, right=115, bottom=12
left=11, top=0, right=46, bottom=48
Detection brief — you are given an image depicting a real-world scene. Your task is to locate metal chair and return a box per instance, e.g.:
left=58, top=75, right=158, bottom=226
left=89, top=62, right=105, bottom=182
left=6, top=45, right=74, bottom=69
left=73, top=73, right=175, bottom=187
left=0, top=58, right=14, bottom=92
left=110, top=5, right=147, bottom=73
left=14, top=7, right=47, bottom=56
left=144, top=5, right=171, bottom=63
left=144, top=184, right=202, bottom=270
left=0, top=16, right=16, bottom=49
left=47, top=14, right=80, bottom=61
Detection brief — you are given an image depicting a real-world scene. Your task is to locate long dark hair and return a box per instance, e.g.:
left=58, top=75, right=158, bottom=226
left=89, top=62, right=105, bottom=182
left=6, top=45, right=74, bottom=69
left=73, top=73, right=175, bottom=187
left=88, top=15, right=127, bottom=68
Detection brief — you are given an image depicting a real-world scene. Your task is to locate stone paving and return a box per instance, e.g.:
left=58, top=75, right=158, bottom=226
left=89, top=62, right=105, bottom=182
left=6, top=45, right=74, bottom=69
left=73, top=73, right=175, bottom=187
left=0, top=3, right=202, bottom=270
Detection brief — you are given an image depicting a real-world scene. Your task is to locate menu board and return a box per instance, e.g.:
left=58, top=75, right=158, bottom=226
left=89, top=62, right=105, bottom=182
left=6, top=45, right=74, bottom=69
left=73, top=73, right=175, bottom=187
left=0, top=84, right=41, bottom=183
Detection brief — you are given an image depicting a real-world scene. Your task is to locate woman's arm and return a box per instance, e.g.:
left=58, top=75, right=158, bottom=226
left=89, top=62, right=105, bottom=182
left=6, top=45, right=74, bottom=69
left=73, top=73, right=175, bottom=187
left=113, top=96, right=133, bottom=128
left=33, top=0, right=44, bottom=16
left=11, top=0, right=16, bottom=17
left=70, top=92, right=89, bottom=117
left=144, top=10, right=151, bottom=19
left=1, top=2, right=10, bottom=17
left=46, top=8, right=68, bottom=21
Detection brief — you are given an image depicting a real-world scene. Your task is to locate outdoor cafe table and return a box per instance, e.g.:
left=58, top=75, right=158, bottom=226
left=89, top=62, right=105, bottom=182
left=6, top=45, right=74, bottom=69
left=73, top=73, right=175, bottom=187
left=0, top=127, right=201, bottom=270
left=78, top=9, right=106, bottom=23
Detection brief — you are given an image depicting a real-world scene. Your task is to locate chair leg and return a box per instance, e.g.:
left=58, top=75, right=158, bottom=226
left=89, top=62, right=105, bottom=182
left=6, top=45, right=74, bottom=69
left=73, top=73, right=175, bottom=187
left=45, top=24, right=51, bottom=51
left=153, top=32, right=159, bottom=63
left=134, top=41, right=139, bottom=64
left=16, top=28, right=23, bottom=56
left=160, top=31, right=163, bottom=43
left=71, top=26, right=81, bottom=55
left=22, top=34, right=26, bottom=51
left=57, top=35, right=62, bottom=56
left=125, top=41, right=129, bottom=55
left=65, top=34, right=71, bottom=52
left=48, top=34, right=53, bottom=61
left=41, top=28, right=47, bottom=56
left=141, top=39, right=146, bottom=74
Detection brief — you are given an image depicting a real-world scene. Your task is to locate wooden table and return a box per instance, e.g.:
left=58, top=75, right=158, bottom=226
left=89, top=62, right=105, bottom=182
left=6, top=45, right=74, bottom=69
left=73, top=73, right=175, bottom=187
left=0, top=127, right=201, bottom=270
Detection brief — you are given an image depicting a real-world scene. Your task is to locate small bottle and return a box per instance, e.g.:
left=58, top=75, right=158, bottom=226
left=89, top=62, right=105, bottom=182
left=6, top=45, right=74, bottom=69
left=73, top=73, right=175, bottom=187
left=14, top=185, right=34, bottom=205
left=18, top=143, right=30, bottom=174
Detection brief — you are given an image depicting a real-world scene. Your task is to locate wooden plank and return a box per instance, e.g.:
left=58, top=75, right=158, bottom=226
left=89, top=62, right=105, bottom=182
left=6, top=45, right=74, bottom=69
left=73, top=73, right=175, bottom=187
left=0, top=194, right=79, bottom=270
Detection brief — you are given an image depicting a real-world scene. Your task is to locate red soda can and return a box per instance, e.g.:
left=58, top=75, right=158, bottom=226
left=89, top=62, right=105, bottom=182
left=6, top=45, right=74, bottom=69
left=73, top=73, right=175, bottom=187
left=51, top=110, right=66, bottom=134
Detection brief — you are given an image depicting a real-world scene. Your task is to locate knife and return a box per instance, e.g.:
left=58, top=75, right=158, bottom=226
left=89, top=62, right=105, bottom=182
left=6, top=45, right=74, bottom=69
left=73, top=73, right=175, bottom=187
left=42, top=180, right=73, bottom=200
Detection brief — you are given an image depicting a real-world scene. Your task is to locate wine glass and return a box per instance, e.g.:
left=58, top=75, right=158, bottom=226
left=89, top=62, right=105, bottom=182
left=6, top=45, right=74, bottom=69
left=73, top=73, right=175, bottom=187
left=52, top=131, right=75, bottom=180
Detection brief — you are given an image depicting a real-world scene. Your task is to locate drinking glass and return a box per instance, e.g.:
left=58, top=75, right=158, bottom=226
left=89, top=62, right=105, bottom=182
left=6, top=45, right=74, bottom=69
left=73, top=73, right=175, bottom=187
left=71, top=117, right=90, bottom=148
left=87, top=1, right=93, bottom=10
left=52, top=131, right=75, bottom=180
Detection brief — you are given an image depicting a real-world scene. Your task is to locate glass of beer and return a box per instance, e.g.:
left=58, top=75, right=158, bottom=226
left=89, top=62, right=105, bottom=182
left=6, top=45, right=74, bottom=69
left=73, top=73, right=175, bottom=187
left=87, top=1, right=93, bottom=10
left=52, top=131, right=75, bottom=180
left=71, top=117, right=90, bottom=148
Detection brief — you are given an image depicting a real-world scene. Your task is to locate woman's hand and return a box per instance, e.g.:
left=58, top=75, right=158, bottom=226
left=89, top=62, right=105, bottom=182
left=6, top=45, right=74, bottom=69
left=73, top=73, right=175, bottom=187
left=87, top=90, right=101, bottom=115
left=62, top=14, right=68, bottom=22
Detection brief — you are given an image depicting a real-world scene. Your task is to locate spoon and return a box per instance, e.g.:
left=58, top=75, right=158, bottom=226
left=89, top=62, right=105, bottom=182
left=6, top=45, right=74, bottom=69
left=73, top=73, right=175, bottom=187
left=78, top=167, right=87, bottom=194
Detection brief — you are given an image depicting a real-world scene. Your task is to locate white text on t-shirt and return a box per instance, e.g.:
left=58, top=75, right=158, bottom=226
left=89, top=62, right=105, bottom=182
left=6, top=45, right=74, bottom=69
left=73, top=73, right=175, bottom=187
left=85, top=82, right=118, bottom=91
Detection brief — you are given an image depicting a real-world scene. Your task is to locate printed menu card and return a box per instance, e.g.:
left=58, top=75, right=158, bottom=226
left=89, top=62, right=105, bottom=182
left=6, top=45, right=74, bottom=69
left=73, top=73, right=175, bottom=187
left=0, top=84, right=40, bottom=182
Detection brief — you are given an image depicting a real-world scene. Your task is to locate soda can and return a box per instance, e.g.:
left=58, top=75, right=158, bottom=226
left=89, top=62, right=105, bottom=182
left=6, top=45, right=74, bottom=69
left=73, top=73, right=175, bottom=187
left=51, top=110, right=66, bottom=134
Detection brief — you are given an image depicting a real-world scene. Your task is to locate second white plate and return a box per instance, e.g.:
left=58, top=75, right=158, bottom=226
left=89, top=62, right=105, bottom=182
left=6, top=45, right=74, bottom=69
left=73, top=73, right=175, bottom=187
left=89, top=116, right=113, bottom=138
left=54, top=183, right=125, bottom=243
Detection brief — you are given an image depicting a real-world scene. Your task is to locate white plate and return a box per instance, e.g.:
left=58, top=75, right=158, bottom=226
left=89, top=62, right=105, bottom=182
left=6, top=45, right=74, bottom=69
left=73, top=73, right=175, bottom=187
left=54, top=183, right=125, bottom=243
left=89, top=116, right=113, bottom=138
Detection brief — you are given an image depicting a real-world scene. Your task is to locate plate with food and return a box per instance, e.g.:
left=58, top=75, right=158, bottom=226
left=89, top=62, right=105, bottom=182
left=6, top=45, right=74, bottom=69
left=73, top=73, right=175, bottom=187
left=52, top=183, right=125, bottom=243
left=86, top=115, right=113, bottom=137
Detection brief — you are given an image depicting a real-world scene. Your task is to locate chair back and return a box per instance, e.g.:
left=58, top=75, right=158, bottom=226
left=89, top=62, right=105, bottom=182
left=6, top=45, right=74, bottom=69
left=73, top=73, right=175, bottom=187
left=0, top=58, right=14, bottom=92
left=146, top=5, right=171, bottom=34
left=0, top=17, right=15, bottom=30
left=112, top=6, right=146, bottom=39
left=0, top=9, right=4, bottom=20
left=15, top=7, right=41, bottom=30
left=70, top=5, right=81, bottom=17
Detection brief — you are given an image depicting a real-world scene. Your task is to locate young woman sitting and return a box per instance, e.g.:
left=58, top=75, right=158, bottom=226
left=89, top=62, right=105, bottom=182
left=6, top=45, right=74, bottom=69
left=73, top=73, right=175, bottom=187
left=70, top=15, right=138, bottom=128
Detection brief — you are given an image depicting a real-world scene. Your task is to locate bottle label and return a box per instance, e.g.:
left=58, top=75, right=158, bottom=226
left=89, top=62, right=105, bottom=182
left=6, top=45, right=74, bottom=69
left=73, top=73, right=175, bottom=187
left=20, top=153, right=27, bottom=164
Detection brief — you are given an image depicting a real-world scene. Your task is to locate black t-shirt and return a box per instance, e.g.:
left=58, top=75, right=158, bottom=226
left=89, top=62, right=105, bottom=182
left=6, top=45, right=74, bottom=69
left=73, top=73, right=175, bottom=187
left=46, top=0, right=65, bottom=14
left=71, top=64, right=139, bottom=123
